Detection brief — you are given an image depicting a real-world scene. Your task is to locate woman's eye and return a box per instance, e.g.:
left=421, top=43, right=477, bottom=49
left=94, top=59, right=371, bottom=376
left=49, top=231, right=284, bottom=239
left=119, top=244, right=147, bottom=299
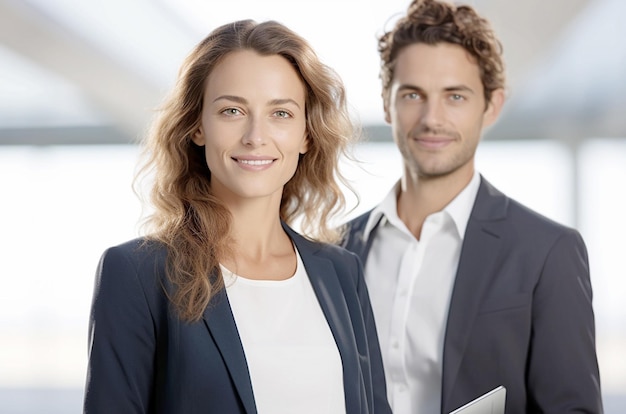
left=274, top=110, right=291, bottom=118
left=222, top=108, right=241, bottom=116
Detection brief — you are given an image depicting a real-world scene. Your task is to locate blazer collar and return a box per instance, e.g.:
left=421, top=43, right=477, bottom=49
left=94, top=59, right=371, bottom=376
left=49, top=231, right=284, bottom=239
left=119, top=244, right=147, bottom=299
left=468, top=175, right=508, bottom=222
left=442, top=176, right=509, bottom=409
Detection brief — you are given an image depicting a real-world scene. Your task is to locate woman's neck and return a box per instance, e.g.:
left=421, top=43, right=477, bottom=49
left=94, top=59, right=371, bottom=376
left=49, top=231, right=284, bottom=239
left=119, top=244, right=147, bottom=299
left=222, top=197, right=296, bottom=280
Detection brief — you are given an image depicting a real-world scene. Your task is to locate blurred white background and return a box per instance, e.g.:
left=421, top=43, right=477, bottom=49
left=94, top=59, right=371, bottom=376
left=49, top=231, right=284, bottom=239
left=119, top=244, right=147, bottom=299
left=1, top=0, right=625, bottom=412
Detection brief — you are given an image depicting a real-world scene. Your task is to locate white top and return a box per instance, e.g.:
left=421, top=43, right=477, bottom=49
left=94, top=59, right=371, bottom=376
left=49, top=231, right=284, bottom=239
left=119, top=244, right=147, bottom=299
left=223, top=247, right=346, bottom=414
left=362, top=171, right=481, bottom=414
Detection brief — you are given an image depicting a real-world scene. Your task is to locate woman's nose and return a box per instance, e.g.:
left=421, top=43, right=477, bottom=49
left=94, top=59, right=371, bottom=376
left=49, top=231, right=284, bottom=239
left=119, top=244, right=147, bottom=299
left=241, top=117, right=267, bottom=147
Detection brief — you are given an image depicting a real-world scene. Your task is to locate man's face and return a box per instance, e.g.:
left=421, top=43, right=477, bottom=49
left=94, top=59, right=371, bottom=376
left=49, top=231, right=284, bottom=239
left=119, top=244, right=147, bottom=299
left=385, top=42, right=503, bottom=182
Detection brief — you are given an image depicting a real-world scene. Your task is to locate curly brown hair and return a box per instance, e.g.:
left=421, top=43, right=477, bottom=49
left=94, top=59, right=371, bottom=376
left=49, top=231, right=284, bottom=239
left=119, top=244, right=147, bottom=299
left=134, top=20, right=358, bottom=322
left=379, top=0, right=505, bottom=105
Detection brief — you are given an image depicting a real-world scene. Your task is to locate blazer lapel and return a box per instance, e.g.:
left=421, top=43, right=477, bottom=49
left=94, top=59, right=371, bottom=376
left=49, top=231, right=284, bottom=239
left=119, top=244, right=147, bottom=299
left=442, top=177, right=509, bottom=408
left=285, top=225, right=362, bottom=414
left=203, top=287, right=257, bottom=414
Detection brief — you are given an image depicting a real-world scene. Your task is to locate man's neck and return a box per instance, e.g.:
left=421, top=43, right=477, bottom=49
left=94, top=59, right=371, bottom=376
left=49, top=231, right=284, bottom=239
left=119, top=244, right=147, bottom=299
left=396, top=168, right=474, bottom=239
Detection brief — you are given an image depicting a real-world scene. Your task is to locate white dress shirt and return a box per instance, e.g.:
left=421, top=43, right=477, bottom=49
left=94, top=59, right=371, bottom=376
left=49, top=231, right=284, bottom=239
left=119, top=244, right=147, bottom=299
left=362, top=171, right=480, bottom=414
left=224, top=247, right=346, bottom=414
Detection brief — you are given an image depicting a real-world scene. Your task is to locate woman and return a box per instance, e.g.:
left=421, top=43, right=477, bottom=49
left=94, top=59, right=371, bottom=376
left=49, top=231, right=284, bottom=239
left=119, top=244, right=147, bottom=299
left=83, top=19, right=390, bottom=414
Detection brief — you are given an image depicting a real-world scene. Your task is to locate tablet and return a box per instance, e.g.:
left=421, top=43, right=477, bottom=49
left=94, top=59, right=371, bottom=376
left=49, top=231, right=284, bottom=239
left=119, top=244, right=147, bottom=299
left=448, top=386, right=506, bottom=414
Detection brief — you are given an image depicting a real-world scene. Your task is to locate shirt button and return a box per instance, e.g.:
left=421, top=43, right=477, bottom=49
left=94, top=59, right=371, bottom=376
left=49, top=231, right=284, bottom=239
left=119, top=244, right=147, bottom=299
left=392, top=340, right=400, bottom=349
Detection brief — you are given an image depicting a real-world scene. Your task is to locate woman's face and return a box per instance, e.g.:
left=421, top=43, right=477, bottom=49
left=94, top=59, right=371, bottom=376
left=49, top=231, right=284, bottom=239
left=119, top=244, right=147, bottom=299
left=193, top=50, right=308, bottom=204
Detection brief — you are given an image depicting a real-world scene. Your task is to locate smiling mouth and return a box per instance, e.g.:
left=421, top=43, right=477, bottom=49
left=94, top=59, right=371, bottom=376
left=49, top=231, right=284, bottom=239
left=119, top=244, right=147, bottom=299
left=234, top=158, right=274, bottom=166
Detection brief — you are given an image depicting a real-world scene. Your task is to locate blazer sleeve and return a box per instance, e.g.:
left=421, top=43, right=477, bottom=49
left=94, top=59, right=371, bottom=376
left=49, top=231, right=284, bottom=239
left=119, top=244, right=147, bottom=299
left=83, top=245, right=158, bottom=414
left=353, top=253, right=392, bottom=414
left=527, top=229, right=603, bottom=413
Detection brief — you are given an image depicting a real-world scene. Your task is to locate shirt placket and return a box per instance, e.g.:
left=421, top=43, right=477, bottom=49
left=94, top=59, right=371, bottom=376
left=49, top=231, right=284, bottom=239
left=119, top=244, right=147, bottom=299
left=387, top=239, right=423, bottom=412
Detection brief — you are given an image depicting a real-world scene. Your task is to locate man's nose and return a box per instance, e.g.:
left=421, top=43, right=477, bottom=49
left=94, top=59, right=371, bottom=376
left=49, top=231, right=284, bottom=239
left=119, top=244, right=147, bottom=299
left=419, top=99, right=445, bottom=127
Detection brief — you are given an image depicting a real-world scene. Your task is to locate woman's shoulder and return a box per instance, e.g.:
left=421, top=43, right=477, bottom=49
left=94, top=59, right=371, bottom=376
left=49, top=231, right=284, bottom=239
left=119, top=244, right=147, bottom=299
left=98, top=237, right=168, bottom=279
left=104, top=236, right=166, bottom=259
left=93, top=237, right=171, bottom=323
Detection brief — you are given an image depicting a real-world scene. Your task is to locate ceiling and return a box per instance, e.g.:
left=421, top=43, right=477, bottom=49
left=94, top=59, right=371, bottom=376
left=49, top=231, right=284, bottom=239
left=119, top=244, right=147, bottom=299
left=1, top=0, right=623, bottom=145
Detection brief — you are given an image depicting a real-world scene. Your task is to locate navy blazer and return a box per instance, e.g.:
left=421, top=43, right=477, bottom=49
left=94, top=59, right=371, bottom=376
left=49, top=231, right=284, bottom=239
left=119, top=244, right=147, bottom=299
left=84, top=224, right=391, bottom=414
left=341, top=176, right=603, bottom=414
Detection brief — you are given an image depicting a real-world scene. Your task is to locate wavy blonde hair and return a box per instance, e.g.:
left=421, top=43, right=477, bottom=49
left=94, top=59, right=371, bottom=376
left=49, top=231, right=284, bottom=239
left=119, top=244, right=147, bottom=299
left=134, top=20, right=358, bottom=322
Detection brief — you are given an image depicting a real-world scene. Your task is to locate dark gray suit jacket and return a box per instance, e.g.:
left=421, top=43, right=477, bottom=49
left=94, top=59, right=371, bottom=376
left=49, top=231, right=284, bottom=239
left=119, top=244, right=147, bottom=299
left=341, top=177, right=602, bottom=414
left=84, top=224, right=391, bottom=414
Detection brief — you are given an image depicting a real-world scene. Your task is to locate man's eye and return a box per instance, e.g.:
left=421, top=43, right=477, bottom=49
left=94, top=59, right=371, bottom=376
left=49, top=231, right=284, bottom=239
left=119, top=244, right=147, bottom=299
left=450, top=94, right=465, bottom=101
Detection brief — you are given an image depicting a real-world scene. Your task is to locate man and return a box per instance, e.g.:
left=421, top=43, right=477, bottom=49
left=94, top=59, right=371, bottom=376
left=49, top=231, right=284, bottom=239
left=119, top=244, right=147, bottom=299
left=341, top=0, right=603, bottom=413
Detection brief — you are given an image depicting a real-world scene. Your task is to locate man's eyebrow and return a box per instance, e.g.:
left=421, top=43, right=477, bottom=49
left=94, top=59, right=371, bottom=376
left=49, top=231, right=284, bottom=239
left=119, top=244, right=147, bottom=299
left=396, top=84, right=477, bottom=95
left=397, top=83, right=423, bottom=92
left=443, top=85, right=476, bottom=94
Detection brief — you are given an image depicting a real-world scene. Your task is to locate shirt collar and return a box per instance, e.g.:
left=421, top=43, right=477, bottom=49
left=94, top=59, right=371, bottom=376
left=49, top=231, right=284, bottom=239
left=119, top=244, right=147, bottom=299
left=363, top=171, right=481, bottom=241
left=445, top=170, right=481, bottom=240
left=363, top=181, right=401, bottom=240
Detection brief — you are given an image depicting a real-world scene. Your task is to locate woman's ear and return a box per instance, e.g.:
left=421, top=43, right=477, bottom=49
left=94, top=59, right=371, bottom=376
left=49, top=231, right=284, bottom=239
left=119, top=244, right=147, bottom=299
left=191, top=127, right=206, bottom=146
left=299, top=133, right=309, bottom=155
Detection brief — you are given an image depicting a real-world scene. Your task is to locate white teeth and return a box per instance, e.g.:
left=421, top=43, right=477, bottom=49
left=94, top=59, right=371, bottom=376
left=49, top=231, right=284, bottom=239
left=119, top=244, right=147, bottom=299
left=238, top=159, right=273, bottom=166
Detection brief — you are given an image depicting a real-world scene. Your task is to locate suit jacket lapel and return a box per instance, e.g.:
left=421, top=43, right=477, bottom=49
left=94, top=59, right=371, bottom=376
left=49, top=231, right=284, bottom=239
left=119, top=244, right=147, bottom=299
left=202, top=287, right=257, bottom=414
left=442, top=177, right=509, bottom=409
left=285, top=225, right=361, bottom=413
